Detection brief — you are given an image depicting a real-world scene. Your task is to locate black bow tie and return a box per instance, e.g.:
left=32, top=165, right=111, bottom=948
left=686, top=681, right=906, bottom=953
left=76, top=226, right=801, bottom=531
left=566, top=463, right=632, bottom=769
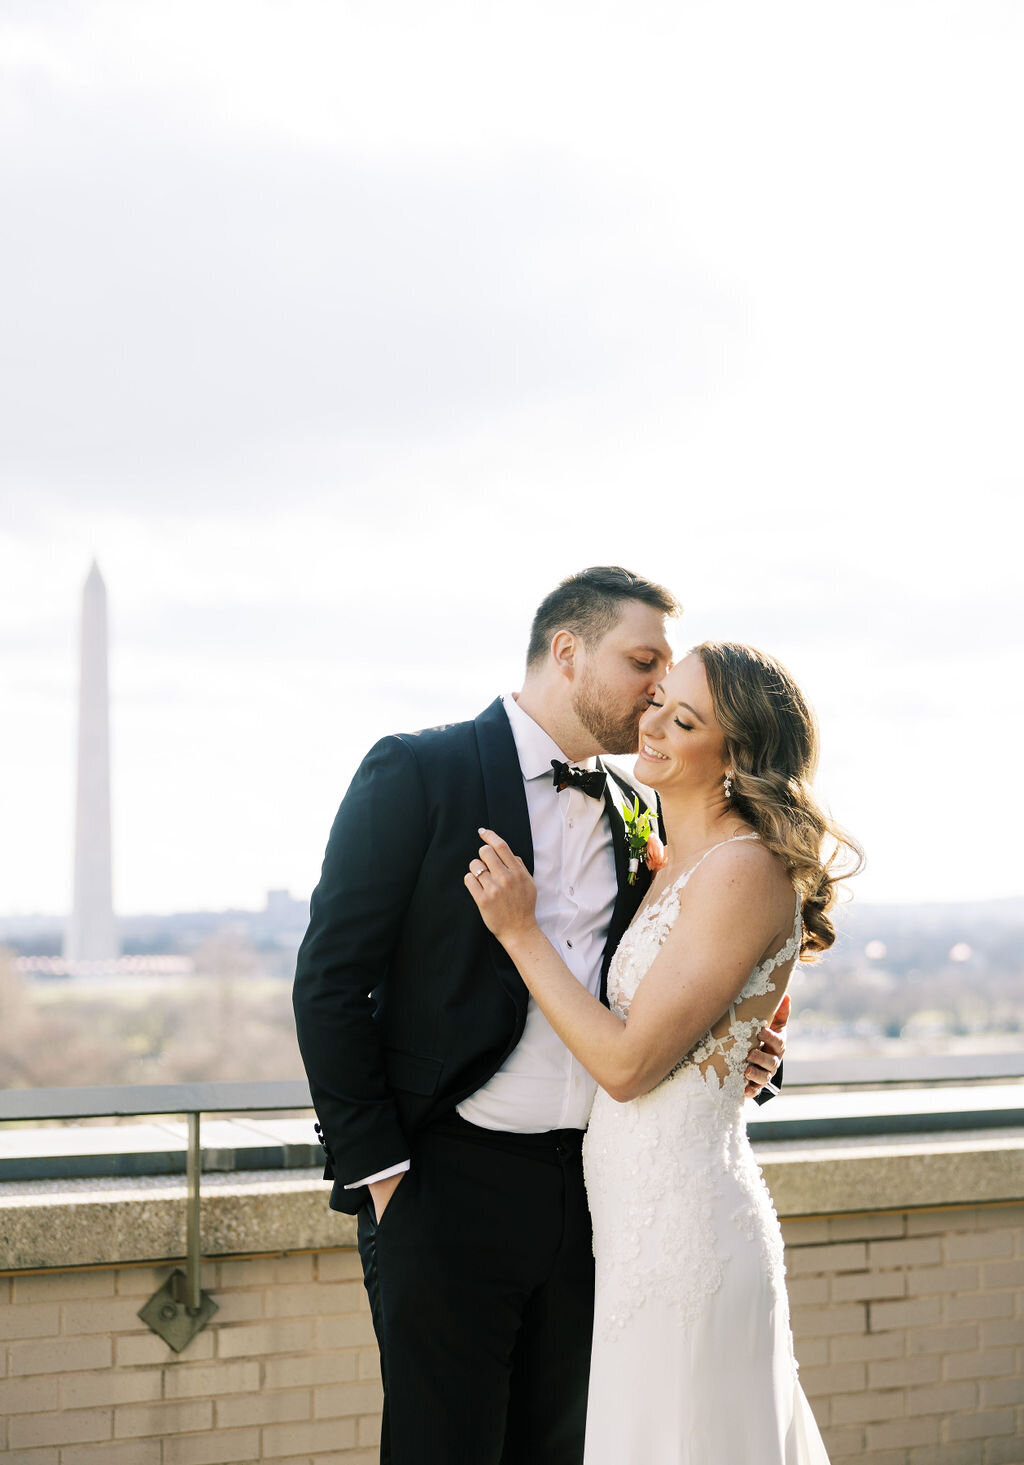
left=551, top=759, right=607, bottom=800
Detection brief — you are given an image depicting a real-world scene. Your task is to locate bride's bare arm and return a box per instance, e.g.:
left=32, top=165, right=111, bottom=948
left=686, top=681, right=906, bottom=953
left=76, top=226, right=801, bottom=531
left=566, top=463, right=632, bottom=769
left=466, top=829, right=791, bottom=1103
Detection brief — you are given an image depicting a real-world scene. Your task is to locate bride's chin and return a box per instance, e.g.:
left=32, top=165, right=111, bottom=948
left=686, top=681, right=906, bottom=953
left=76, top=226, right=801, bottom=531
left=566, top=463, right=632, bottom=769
left=634, top=753, right=665, bottom=780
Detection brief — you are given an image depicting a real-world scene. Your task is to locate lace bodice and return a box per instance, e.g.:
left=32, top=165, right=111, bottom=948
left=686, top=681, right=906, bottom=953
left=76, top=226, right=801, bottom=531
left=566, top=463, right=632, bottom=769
left=583, top=833, right=802, bottom=1343
left=608, top=833, right=802, bottom=1096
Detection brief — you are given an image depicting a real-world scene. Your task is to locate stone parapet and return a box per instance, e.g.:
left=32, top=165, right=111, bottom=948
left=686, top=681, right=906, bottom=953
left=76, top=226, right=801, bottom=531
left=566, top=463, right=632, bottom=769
left=2, top=1130, right=1023, bottom=1462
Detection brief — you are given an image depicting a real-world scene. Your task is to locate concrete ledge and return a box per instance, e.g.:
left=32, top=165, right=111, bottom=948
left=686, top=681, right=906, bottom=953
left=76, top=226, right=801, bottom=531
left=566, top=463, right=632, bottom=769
left=0, top=1169, right=357, bottom=1271
left=3, top=1128, right=1024, bottom=1271
left=755, top=1125, right=1024, bottom=1216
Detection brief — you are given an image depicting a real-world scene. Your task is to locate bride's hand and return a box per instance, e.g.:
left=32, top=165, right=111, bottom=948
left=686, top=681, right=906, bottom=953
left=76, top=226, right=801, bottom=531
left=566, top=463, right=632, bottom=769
left=464, top=828, right=538, bottom=945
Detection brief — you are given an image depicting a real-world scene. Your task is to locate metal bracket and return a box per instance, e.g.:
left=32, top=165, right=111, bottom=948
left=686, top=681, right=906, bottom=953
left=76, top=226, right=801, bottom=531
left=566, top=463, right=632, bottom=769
left=138, top=1112, right=218, bottom=1350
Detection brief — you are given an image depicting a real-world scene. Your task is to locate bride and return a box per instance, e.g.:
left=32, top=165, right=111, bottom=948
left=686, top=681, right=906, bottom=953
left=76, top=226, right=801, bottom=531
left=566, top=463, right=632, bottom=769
left=466, top=640, right=860, bottom=1463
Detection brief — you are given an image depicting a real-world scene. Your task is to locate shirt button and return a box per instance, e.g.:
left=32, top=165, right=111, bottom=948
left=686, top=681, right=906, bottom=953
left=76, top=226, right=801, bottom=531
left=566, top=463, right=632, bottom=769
left=566, top=939, right=573, bottom=948
left=568, top=885, right=574, bottom=895
left=568, top=818, right=575, bottom=828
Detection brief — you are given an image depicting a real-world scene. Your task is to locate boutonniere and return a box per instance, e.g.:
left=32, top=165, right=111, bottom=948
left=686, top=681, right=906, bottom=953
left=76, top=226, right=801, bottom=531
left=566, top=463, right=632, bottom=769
left=621, top=796, right=667, bottom=885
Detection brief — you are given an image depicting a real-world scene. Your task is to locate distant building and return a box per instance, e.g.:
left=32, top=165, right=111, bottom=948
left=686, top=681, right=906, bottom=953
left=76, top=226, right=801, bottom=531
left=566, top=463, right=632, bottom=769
left=64, top=561, right=118, bottom=964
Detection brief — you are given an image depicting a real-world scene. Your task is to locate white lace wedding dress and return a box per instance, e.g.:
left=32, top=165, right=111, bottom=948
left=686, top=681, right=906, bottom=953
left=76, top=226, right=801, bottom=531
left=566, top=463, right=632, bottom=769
left=581, top=835, right=829, bottom=1463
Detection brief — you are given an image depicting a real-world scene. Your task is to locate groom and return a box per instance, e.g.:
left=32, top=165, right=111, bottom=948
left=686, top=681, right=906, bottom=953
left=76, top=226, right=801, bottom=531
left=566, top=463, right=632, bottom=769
left=292, top=566, right=785, bottom=1465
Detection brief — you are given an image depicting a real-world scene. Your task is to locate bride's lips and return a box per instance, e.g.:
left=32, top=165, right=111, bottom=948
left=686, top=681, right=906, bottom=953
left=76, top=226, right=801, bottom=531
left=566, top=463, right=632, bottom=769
left=638, top=742, right=669, bottom=764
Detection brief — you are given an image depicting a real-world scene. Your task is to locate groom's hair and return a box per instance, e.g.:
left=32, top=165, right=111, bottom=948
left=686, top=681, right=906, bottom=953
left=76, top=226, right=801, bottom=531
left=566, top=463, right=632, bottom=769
left=526, top=566, right=680, bottom=668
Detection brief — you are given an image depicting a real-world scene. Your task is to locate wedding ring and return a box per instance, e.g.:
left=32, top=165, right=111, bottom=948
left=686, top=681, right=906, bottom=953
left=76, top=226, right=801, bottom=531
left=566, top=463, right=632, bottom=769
left=474, top=865, right=486, bottom=878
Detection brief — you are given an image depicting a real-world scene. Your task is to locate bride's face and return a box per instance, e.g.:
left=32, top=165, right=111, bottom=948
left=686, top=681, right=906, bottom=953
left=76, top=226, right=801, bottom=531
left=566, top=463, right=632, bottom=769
left=634, top=654, right=729, bottom=795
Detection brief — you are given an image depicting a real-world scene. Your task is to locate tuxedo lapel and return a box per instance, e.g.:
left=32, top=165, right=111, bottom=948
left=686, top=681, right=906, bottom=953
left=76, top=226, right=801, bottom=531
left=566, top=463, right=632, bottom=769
left=473, top=698, right=534, bottom=1008
left=599, top=761, right=653, bottom=997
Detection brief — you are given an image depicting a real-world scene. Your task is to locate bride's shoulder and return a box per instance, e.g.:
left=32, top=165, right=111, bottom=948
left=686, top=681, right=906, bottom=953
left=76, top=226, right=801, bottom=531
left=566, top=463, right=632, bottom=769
left=687, top=835, right=792, bottom=911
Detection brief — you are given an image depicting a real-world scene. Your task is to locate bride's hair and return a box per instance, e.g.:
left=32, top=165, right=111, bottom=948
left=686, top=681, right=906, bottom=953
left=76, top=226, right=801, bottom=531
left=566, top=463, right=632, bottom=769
left=695, top=641, right=863, bottom=958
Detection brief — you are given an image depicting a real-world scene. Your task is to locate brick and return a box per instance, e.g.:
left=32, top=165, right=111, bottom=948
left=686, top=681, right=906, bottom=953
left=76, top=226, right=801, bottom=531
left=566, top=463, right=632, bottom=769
left=115, top=1329, right=215, bottom=1367
left=947, top=1407, right=1016, bottom=1440
left=113, top=1398, right=213, bottom=1438
left=945, top=1292, right=1014, bottom=1323
left=262, top=1418, right=358, bottom=1456
left=358, top=1348, right=383, bottom=1381
left=0, top=1376, right=59, bottom=1414
left=61, top=1298, right=144, bottom=1334
left=9, top=1409, right=112, bottom=1448
left=9, top=1336, right=111, bottom=1376
left=314, top=1380, right=386, bottom=1418
left=11, top=1271, right=114, bottom=1303
left=944, top=1347, right=1015, bottom=1379
left=974, top=1203, right=1024, bottom=1228
left=906, top=1264, right=980, bottom=1295
left=859, top=1453, right=906, bottom=1465
left=907, top=1323, right=978, bottom=1355
left=818, top=1423, right=865, bottom=1456
left=946, top=1231, right=1015, bottom=1261
left=163, top=1429, right=262, bottom=1465
left=868, top=1355, right=941, bottom=1388
left=906, top=1379, right=977, bottom=1415
left=316, top=1312, right=378, bottom=1349
left=908, top=1446, right=983, bottom=1465
left=986, top=1441, right=1024, bottom=1465
left=0, top=1450, right=60, bottom=1464
left=866, top=1416, right=939, bottom=1449
left=264, top=1352, right=358, bottom=1389
left=0, top=1303, right=60, bottom=1341
left=983, top=1259, right=1024, bottom=1288
left=869, top=1236, right=942, bottom=1268
left=200, top=1288, right=263, bottom=1324
left=222, top=1254, right=315, bottom=1287
left=982, top=1376, right=1024, bottom=1407
left=264, top=1281, right=364, bottom=1317
left=162, top=1360, right=261, bottom=1399
left=358, top=1412, right=382, bottom=1447
left=831, top=1271, right=906, bottom=1303
left=787, top=1242, right=867, bottom=1274
left=906, top=1210, right=966, bottom=1236
left=60, top=1367, right=164, bottom=1408
left=981, top=1319, right=1024, bottom=1347
left=787, top=1277, right=830, bottom=1306
left=790, top=1303, right=866, bottom=1338
left=831, top=1388, right=905, bottom=1426
left=799, top=1361, right=865, bottom=1397
left=831, top=1331, right=905, bottom=1363
left=61, top=1444, right=161, bottom=1465
left=829, top=1214, right=906, bottom=1241
left=216, top=1319, right=313, bottom=1359
left=216, top=1388, right=311, bottom=1427
left=870, top=1297, right=941, bottom=1331
left=317, top=1250, right=365, bottom=1282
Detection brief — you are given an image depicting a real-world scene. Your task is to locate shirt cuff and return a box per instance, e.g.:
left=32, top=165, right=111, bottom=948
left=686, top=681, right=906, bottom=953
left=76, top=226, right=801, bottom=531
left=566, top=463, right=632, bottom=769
left=344, top=1160, right=411, bottom=1189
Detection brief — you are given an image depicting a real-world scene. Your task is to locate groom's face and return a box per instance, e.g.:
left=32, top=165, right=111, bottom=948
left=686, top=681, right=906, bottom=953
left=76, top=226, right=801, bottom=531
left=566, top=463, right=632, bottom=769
left=572, top=601, right=674, bottom=755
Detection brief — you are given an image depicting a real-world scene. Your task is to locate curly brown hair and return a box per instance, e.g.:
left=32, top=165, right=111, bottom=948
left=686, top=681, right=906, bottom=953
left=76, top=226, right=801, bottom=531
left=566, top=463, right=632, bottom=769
left=695, top=641, right=863, bottom=958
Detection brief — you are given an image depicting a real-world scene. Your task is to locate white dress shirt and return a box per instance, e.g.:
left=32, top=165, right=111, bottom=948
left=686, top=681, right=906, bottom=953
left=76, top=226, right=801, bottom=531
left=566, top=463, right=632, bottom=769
left=457, top=694, right=618, bottom=1131
left=347, top=694, right=619, bottom=1187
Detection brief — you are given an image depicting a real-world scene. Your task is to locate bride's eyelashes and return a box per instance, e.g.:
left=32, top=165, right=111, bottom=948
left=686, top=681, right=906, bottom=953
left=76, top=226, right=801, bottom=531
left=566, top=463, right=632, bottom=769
left=646, top=698, right=694, bottom=733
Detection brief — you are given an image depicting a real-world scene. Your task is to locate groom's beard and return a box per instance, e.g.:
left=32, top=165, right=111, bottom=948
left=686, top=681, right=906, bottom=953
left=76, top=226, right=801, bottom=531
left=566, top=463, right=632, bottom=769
left=572, top=666, right=648, bottom=757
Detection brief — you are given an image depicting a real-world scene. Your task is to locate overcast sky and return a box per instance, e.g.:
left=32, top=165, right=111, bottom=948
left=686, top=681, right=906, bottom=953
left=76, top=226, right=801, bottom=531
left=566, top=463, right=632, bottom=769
left=2, top=1, right=1021, bottom=917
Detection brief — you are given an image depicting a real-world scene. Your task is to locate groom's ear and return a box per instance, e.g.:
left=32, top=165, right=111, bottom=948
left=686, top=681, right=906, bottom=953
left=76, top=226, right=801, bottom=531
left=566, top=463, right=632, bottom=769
left=551, top=629, right=578, bottom=679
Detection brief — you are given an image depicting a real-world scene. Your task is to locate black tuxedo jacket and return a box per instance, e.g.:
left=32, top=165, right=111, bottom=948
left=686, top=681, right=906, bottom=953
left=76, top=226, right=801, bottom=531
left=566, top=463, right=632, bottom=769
left=292, top=696, right=658, bottom=1214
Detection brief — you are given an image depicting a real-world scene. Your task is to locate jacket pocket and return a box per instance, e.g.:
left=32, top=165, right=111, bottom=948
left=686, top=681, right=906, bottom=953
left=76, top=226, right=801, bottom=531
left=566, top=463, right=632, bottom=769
left=384, top=1047, right=444, bottom=1096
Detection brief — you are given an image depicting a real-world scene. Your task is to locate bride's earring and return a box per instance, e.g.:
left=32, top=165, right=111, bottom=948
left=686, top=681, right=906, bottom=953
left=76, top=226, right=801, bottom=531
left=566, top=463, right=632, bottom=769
left=723, top=772, right=733, bottom=799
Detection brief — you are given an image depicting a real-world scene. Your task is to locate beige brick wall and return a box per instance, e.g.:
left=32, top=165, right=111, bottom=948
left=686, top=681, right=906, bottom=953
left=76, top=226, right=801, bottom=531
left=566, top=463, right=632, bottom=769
left=784, top=1202, right=1024, bottom=1465
left=0, top=1251, right=382, bottom=1464
left=1, top=1204, right=1022, bottom=1464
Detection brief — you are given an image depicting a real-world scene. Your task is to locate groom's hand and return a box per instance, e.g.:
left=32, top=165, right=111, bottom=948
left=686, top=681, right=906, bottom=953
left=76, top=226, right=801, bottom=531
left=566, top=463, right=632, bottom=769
left=744, top=993, right=789, bottom=1098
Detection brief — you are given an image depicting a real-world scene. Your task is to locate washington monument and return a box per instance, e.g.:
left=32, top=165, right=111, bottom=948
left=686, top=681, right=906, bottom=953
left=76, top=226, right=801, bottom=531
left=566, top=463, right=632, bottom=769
left=64, top=560, right=118, bottom=963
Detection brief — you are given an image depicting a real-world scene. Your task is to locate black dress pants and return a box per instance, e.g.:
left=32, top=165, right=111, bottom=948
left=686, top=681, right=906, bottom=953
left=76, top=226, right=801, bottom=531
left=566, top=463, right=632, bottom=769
left=357, top=1111, right=595, bottom=1465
